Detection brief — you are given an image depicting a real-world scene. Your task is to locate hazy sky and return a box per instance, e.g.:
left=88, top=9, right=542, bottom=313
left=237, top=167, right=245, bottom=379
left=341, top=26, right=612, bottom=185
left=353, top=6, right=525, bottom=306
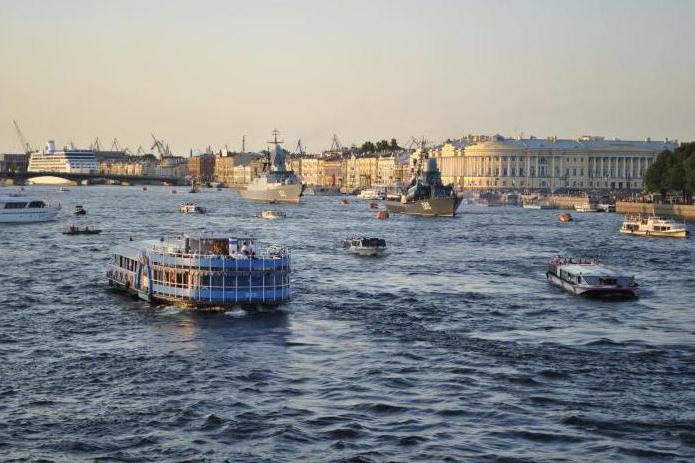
left=1, top=0, right=694, bottom=153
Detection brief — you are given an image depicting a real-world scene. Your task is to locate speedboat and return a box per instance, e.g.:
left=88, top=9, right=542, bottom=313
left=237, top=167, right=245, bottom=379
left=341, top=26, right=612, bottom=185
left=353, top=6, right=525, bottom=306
left=343, top=236, right=386, bottom=256
left=63, top=224, right=102, bottom=235
left=257, top=210, right=286, bottom=220
left=74, top=205, right=87, bottom=215
left=546, top=256, right=638, bottom=299
left=559, top=213, right=573, bottom=222
left=0, top=194, right=61, bottom=223
left=597, top=203, right=616, bottom=212
left=179, top=203, right=206, bottom=214
left=523, top=201, right=555, bottom=209
left=620, top=214, right=688, bottom=238
left=357, top=188, right=386, bottom=200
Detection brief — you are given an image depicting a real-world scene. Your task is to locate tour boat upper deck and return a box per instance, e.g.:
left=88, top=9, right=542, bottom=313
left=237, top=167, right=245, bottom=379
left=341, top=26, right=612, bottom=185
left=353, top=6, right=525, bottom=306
left=107, top=233, right=291, bottom=307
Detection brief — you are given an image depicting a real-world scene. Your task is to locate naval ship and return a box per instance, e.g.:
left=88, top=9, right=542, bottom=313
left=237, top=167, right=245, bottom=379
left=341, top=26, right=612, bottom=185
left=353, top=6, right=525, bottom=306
left=239, top=130, right=304, bottom=204
left=385, top=149, right=462, bottom=217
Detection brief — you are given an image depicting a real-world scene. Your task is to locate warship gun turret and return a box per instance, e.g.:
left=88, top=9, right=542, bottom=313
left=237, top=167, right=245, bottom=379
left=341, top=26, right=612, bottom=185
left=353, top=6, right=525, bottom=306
left=239, top=130, right=304, bottom=204
left=385, top=149, right=461, bottom=217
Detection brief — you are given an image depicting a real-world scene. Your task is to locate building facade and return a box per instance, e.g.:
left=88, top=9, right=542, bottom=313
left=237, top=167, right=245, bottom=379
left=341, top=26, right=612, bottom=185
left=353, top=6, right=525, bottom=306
left=427, top=135, right=677, bottom=191
left=0, top=153, right=29, bottom=173
left=188, top=154, right=216, bottom=181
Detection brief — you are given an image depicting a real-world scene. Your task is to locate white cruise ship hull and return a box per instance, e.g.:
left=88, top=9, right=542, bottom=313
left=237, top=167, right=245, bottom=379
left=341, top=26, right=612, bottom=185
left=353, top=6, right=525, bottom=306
left=239, top=183, right=303, bottom=204
left=0, top=208, right=60, bottom=223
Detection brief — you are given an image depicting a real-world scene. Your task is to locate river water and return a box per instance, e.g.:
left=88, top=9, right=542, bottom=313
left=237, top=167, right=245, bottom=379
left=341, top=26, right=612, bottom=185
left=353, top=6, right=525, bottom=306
left=1, top=185, right=694, bottom=462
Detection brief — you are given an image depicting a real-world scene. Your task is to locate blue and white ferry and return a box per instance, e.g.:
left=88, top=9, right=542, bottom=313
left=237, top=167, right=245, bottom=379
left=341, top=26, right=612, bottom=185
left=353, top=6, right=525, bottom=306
left=107, top=233, right=291, bottom=308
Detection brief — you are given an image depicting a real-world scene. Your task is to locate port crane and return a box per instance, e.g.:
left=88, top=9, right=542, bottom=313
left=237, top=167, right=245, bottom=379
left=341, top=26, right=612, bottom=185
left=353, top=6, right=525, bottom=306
left=13, top=120, right=32, bottom=153
left=91, top=137, right=102, bottom=152
left=150, top=134, right=171, bottom=159
left=111, top=138, right=121, bottom=151
left=330, top=134, right=342, bottom=151
left=294, top=139, right=306, bottom=157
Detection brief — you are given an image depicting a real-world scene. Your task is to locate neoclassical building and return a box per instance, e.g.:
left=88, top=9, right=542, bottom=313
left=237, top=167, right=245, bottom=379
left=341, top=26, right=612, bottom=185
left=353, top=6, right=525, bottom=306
left=426, top=135, right=677, bottom=191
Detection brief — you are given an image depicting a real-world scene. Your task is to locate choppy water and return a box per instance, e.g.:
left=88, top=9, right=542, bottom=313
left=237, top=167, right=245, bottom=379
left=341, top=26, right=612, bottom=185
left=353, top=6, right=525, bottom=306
left=1, top=185, right=695, bottom=462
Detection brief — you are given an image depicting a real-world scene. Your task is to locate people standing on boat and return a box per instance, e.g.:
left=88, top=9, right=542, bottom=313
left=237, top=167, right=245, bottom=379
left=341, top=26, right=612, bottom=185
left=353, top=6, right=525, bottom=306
left=241, top=242, right=249, bottom=257
left=249, top=241, right=257, bottom=258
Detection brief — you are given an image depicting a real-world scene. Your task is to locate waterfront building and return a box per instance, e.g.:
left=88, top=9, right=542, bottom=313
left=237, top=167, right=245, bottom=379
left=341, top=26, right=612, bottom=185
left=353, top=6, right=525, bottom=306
left=145, top=156, right=189, bottom=178
left=0, top=153, right=29, bottom=173
left=427, top=135, right=678, bottom=191
left=99, top=160, right=152, bottom=176
left=213, top=154, right=236, bottom=185
left=28, top=141, right=98, bottom=174
left=188, top=153, right=216, bottom=181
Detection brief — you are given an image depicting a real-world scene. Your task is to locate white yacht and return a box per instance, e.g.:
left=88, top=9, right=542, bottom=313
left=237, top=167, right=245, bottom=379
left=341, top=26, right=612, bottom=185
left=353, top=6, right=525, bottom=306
left=575, top=203, right=601, bottom=213
left=522, top=201, right=555, bottom=210
left=0, top=194, right=61, bottom=223
left=620, top=215, right=688, bottom=238
left=546, top=256, right=639, bottom=298
left=257, top=210, right=286, bottom=220
left=357, top=188, right=386, bottom=200
left=342, top=236, right=386, bottom=256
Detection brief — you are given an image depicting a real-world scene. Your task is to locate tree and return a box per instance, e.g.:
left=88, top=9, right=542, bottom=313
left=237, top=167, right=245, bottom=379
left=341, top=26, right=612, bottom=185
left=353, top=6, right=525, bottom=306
left=360, top=141, right=376, bottom=153
left=375, top=139, right=390, bottom=152
left=644, top=150, right=669, bottom=197
left=389, top=138, right=401, bottom=150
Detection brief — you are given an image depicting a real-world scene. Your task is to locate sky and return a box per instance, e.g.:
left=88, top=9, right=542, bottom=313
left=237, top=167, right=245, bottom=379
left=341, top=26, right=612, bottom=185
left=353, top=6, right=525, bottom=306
left=1, top=0, right=694, bottom=154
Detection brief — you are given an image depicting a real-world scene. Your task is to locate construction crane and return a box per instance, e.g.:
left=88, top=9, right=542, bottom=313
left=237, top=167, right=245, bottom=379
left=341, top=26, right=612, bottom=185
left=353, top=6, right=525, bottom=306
left=136, top=145, right=147, bottom=156
left=330, top=134, right=342, bottom=151
left=91, top=137, right=102, bottom=152
left=13, top=120, right=31, bottom=153
left=294, top=139, right=306, bottom=156
left=111, top=138, right=121, bottom=151
left=150, top=134, right=171, bottom=159
left=405, top=136, right=420, bottom=150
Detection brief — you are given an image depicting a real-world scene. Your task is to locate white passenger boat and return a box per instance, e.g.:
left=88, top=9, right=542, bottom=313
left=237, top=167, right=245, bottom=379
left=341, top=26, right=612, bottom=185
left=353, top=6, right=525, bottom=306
left=357, top=188, right=386, bottom=200
left=546, top=256, right=639, bottom=298
left=597, top=203, right=616, bottom=213
left=620, top=214, right=688, bottom=238
left=0, top=194, right=61, bottom=223
left=523, top=201, right=555, bottom=210
left=257, top=210, right=286, bottom=220
left=107, top=233, right=291, bottom=308
left=342, top=236, right=386, bottom=256
left=179, top=203, right=206, bottom=214
left=575, top=203, right=602, bottom=213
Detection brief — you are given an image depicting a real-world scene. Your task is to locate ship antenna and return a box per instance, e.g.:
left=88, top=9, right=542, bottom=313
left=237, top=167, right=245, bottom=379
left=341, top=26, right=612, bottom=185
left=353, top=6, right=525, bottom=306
left=268, top=129, right=284, bottom=146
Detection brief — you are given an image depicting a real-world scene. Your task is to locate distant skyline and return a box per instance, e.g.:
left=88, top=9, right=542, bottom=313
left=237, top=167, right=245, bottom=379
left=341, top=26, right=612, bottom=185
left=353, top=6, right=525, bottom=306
left=1, top=0, right=694, bottom=154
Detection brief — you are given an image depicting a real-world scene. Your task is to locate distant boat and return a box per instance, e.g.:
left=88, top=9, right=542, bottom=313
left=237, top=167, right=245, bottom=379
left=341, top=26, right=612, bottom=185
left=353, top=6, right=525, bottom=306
left=575, top=203, right=601, bottom=213
left=63, top=224, right=102, bottom=235
left=343, top=236, right=386, bottom=256
left=620, top=214, right=688, bottom=238
left=179, top=203, right=206, bottom=214
left=74, top=205, right=86, bottom=215
left=257, top=210, right=286, bottom=220
left=0, top=194, right=61, bottom=223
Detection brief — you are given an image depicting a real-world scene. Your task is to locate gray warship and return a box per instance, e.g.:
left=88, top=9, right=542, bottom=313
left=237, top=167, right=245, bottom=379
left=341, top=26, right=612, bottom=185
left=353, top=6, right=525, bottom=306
left=385, top=150, right=462, bottom=217
left=239, top=130, right=304, bottom=204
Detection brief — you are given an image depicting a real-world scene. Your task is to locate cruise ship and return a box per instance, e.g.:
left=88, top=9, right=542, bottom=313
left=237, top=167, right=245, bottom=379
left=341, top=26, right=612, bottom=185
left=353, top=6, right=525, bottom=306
left=27, top=141, right=98, bottom=174
left=107, top=233, right=291, bottom=308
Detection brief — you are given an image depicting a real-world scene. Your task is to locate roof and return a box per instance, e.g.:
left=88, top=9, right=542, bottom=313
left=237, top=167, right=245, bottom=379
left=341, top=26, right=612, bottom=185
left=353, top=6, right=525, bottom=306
left=560, top=263, right=631, bottom=277
left=467, top=138, right=677, bottom=152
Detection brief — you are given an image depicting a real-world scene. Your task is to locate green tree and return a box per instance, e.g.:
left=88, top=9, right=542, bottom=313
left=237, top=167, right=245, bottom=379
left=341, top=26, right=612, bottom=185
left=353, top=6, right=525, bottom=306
left=375, top=139, right=390, bottom=152
left=360, top=141, right=376, bottom=153
left=644, top=150, right=669, bottom=197
left=389, top=138, right=401, bottom=150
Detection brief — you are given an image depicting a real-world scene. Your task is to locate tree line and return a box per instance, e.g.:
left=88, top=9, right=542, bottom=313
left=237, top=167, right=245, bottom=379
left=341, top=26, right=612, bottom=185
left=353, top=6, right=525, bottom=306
left=644, top=142, right=695, bottom=202
left=359, top=138, right=402, bottom=153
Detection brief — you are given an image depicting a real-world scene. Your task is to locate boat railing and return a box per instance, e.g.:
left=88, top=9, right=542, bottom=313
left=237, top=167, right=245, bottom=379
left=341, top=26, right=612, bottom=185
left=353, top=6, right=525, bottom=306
left=146, top=244, right=290, bottom=261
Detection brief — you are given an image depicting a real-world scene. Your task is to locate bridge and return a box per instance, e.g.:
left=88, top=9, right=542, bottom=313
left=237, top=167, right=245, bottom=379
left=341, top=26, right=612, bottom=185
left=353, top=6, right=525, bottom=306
left=0, top=171, right=187, bottom=186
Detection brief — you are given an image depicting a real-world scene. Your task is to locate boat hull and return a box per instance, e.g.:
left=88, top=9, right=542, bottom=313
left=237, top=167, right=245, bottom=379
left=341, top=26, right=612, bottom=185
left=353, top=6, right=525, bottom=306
left=546, top=273, right=638, bottom=299
left=348, top=248, right=385, bottom=257
left=620, top=229, right=688, bottom=239
left=385, top=197, right=462, bottom=217
left=0, top=208, right=60, bottom=223
left=239, top=183, right=303, bottom=204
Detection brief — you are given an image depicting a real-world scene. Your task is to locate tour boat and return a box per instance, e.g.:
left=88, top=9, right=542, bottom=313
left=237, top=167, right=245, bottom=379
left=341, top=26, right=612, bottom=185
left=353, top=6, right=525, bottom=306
left=546, top=256, right=639, bottom=298
left=575, top=203, right=601, bottom=213
left=179, top=203, right=206, bottom=214
left=107, top=233, right=291, bottom=307
left=0, top=194, right=61, bottom=223
left=74, top=205, right=87, bottom=215
left=63, top=224, right=102, bottom=235
left=342, top=236, right=386, bottom=256
left=257, top=210, right=286, bottom=220
left=357, top=188, right=386, bottom=200
left=620, top=214, right=688, bottom=238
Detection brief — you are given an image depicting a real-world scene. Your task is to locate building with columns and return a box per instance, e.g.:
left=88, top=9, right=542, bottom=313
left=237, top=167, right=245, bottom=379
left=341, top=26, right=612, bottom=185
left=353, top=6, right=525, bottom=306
left=427, top=135, right=677, bottom=191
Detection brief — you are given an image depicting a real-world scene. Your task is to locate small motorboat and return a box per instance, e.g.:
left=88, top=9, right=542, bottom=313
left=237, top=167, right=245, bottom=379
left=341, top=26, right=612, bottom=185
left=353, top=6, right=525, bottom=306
left=179, top=203, right=207, bottom=214
left=74, top=205, right=86, bottom=215
left=343, top=236, right=386, bottom=256
left=339, top=199, right=350, bottom=205
left=57, top=187, right=70, bottom=193
left=142, top=187, right=148, bottom=191
left=369, top=202, right=380, bottom=209
left=376, top=210, right=390, bottom=220
left=559, top=213, right=573, bottom=222
left=171, top=189, right=177, bottom=194
left=63, top=224, right=102, bottom=235
left=257, top=210, right=286, bottom=220
left=575, top=203, right=601, bottom=213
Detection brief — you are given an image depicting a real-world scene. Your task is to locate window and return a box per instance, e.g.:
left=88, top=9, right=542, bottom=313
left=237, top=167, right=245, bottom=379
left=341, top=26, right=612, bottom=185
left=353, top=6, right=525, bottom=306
left=4, top=202, right=27, bottom=209
left=28, top=201, right=45, bottom=208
